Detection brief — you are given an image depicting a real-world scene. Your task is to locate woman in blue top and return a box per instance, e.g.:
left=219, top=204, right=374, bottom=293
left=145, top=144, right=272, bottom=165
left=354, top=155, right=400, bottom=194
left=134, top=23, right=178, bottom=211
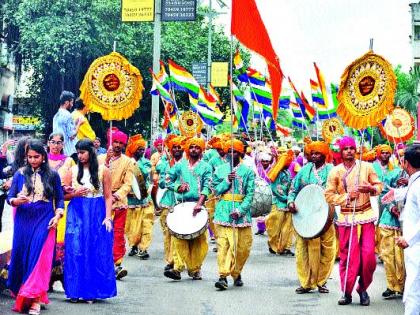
left=7, top=140, right=64, bottom=315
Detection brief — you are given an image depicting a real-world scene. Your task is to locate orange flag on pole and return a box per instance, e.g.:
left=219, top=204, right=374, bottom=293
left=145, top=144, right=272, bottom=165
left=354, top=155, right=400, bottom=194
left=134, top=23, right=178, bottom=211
left=231, top=0, right=283, bottom=121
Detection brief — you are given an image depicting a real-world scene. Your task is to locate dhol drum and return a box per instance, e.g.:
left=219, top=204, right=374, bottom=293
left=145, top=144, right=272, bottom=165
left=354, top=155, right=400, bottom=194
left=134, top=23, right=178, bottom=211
left=251, top=179, right=272, bottom=217
left=166, top=202, right=209, bottom=240
left=131, top=174, right=142, bottom=199
left=293, top=184, right=333, bottom=239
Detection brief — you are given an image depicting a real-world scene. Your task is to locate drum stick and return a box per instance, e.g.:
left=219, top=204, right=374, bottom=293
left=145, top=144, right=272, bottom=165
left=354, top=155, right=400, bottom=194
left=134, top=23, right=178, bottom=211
left=342, top=134, right=365, bottom=298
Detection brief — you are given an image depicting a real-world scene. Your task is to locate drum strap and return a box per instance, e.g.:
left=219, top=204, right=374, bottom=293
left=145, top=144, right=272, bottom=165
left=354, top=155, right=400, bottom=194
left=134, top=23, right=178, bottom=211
left=221, top=193, right=244, bottom=202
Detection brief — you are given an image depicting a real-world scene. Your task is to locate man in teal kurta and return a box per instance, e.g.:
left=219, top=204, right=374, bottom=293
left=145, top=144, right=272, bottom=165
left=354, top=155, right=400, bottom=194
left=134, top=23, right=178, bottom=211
left=156, top=136, right=185, bottom=271
left=163, top=137, right=212, bottom=281
left=287, top=141, right=336, bottom=294
left=265, top=152, right=293, bottom=255
left=373, top=144, right=406, bottom=298
left=213, top=139, right=255, bottom=290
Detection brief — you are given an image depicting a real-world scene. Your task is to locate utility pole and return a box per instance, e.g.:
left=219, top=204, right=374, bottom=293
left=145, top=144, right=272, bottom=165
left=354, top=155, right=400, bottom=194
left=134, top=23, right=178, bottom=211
left=151, top=0, right=162, bottom=141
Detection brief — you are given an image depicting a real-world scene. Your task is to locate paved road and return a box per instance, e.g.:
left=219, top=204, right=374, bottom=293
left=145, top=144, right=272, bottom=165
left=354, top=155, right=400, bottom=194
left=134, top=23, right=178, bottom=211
left=0, top=205, right=404, bottom=315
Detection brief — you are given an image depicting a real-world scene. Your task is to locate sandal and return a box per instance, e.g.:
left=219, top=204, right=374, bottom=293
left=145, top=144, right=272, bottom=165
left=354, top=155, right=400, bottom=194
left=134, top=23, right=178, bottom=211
left=318, top=284, right=329, bottom=293
left=28, top=302, right=41, bottom=315
left=295, top=286, right=311, bottom=294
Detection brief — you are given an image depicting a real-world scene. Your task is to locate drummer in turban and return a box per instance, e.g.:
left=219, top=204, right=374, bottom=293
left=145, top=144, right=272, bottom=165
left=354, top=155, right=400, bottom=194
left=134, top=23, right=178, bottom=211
left=124, top=134, right=154, bottom=260
left=372, top=144, right=406, bottom=298
left=156, top=135, right=186, bottom=271
left=98, top=127, right=133, bottom=280
left=212, top=139, right=255, bottom=290
left=324, top=136, right=382, bottom=306
left=287, top=141, right=336, bottom=294
left=163, top=137, right=212, bottom=281
left=265, top=150, right=294, bottom=256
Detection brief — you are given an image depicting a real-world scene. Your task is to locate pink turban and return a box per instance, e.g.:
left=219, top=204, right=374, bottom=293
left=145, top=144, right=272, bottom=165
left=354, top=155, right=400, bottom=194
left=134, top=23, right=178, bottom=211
left=107, top=127, right=128, bottom=146
left=339, top=136, right=356, bottom=151
left=153, top=138, right=164, bottom=148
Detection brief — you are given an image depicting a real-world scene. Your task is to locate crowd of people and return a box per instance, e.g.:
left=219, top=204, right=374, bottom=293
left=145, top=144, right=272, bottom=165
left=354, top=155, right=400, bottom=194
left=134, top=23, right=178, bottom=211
left=0, top=91, right=419, bottom=315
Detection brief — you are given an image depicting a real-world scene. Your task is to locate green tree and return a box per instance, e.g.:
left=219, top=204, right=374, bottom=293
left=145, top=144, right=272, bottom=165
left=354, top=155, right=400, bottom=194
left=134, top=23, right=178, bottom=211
left=394, top=64, right=420, bottom=115
left=1, top=0, right=241, bottom=140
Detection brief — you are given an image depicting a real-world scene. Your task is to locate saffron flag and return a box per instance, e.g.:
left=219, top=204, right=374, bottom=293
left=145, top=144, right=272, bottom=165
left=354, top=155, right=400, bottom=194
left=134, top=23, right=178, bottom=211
left=168, top=59, right=200, bottom=99
left=231, top=0, right=283, bottom=121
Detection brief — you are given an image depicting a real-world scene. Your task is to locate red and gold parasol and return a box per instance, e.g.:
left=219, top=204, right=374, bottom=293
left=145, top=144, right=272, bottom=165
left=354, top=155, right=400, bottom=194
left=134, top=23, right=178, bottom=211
left=79, top=52, right=144, bottom=121
left=337, top=51, right=396, bottom=129
left=179, top=111, right=203, bottom=137
left=379, top=107, right=415, bottom=142
left=321, top=118, right=345, bottom=144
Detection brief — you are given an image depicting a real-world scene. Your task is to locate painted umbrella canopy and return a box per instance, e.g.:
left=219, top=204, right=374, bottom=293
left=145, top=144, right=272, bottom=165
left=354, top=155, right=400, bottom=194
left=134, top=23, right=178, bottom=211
left=79, top=52, right=144, bottom=121
left=337, top=51, right=396, bottom=129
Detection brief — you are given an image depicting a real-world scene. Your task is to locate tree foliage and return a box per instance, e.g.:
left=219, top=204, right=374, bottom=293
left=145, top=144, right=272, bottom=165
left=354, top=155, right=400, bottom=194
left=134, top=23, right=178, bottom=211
left=394, top=64, right=420, bottom=115
left=2, top=0, right=245, bottom=139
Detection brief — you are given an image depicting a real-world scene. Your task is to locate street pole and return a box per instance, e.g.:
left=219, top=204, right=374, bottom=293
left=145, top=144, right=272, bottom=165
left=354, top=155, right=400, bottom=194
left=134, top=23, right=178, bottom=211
left=151, top=0, right=162, bottom=141
left=207, top=0, right=213, bottom=91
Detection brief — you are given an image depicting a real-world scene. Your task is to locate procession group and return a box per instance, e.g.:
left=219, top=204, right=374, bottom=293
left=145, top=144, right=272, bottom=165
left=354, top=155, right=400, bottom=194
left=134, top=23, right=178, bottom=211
left=0, top=91, right=419, bottom=315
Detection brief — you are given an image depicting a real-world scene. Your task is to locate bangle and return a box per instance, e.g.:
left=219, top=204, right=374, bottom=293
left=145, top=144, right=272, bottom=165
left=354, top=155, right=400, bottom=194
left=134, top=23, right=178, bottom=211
left=105, top=217, right=113, bottom=222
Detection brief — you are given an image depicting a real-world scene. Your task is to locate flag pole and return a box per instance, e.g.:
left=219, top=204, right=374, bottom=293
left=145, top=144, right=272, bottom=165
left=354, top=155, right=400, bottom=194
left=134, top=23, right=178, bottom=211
left=230, top=34, right=237, bottom=261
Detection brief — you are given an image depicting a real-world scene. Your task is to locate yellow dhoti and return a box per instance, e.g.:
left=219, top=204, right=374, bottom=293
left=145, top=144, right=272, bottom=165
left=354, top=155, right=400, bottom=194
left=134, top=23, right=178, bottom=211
left=380, top=228, right=405, bottom=292
left=172, top=233, right=208, bottom=273
left=215, top=225, right=252, bottom=279
left=265, top=205, right=293, bottom=253
left=125, top=201, right=155, bottom=251
left=295, top=224, right=336, bottom=289
left=205, top=195, right=218, bottom=239
left=160, top=208, right=173, bottom=265
left=375, top=226, right=382, bottom=256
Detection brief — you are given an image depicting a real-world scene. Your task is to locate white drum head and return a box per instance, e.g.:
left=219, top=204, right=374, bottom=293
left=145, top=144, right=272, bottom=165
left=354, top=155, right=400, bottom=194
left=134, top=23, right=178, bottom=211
left=293, top=184, right=329, bottom=239
left=131, top=174, right=141, bottom=199
left=167, top=202, right=208, bottom=236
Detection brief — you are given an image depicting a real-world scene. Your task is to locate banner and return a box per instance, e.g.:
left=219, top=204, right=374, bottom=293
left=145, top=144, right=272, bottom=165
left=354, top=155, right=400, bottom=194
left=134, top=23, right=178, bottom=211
left=12, top=115, right=41, bottom=131
left=161, top=0, right=196, bottom=21
left=211, top=62, right=228, bottom=87
left=192, top=62, right=207, bottom=87
left=121, top=0, right=155, bottom=22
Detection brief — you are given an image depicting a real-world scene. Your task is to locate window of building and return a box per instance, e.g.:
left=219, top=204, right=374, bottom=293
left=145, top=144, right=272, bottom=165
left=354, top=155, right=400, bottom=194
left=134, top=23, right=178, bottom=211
left=415, top=25, right=420, bottom=40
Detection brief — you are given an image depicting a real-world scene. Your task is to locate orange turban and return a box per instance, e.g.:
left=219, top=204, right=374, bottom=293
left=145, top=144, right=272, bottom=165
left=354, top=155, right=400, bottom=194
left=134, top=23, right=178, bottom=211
left=376, top=144, right=392, bottom=158
left=126, top=134, right=146, bottom=158
left=184, top=137, right=205, bottom=159
left=208, top=136, right=224, bottom=150
left=267, top=150, right=294, bottom=182
left=306, top=141, right=331, bottom=162
left=166, top=135, right=185, bottom=152
left=223, top=139, right=245, bottom=154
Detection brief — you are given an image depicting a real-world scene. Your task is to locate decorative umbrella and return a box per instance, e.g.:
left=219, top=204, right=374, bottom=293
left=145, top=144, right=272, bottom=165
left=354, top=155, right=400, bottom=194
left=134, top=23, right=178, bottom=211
left=179, top=111, right=203, bottom=137
left=379, top=107, right=415, bottom=142
left=337, top=51, right=396, bottom=129
left=79, top=52, right=144, bottom=121
left=322, top=118, right=345, bottom=144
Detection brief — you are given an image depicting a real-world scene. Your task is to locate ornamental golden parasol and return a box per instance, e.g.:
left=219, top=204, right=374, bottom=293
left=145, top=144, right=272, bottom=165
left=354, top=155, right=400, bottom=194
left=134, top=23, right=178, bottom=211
left=322, top=118, right=345, bottom=144
left=179, top=111, right=203, bottom=137
left=79, top=52, right=144, bottom=121
left=379, top=107, right=415, bottom=142
left=337, top=51, right=396, bottom=129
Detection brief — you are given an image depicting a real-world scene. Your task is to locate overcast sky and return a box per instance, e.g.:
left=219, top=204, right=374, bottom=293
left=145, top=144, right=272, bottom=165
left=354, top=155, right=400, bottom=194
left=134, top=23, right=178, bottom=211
left=211, top=0, right=414, bottom=94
